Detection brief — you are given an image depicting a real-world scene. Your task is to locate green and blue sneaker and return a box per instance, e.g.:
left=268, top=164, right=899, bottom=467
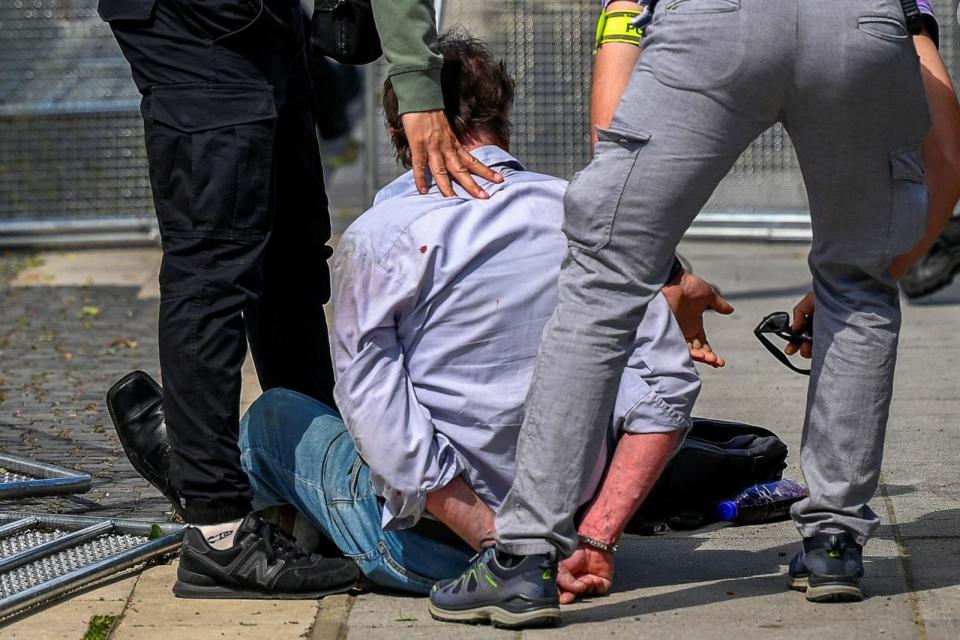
left=428, top=547, right=561, bottom=628
left=787, top=532, right=864, bottom=602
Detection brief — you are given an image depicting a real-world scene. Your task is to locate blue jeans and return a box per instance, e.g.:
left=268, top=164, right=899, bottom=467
left=238, top=388, right=473, bottom=594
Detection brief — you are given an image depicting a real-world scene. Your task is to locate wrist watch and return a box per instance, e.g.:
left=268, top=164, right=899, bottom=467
left=667, top=254, right=684, bottom=284
left=578, top=533, right=619, bottom=553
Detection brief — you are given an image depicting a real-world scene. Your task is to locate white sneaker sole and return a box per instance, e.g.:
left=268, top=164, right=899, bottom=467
left=428, top=602, right=561, bottom=629
left=787, top=575, right=863, bottom=602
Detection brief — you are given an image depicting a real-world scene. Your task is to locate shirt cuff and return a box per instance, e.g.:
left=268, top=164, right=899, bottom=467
left=389, top=66, right=444, bottom=115
left=378, top=437, right=465, bottom=530
left=620, top=390, right=693, bottom=436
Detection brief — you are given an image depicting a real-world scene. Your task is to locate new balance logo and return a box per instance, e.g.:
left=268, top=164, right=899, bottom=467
left=236, top=552, right=285, bottom=586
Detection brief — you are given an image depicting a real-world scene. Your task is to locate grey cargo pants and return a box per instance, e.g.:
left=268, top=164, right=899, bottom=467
left=497, top=0, right=930, bottom=556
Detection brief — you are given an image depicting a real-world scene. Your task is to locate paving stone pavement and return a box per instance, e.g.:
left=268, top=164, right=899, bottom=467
left=0, top=242, right=958, bottom=639
left=0, top=249, right=171, bottom=522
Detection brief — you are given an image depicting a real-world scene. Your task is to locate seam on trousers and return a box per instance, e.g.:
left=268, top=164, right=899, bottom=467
left=377, top=541, right=435, bottom=589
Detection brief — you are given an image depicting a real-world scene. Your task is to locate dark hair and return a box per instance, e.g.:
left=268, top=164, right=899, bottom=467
left=383, top=29, right=515, bottom=168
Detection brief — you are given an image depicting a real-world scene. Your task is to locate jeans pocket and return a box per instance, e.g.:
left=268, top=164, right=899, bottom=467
left=348, top=456, right=369, bottom=499
left=563, top=124, right=651, bottom=254
left=362, top=541, right=437, bottom=594
left=888, top=144, right=928, bottom=257
left=858, top=16, right=909, bottom=43
left=641, top=0, right=744, bottom=90
left=145, top=83, right=277, bottom=240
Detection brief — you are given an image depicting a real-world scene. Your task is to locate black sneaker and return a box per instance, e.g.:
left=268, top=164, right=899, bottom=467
left=787, top=532, right=864, bottom=602
left=173, top=513, right=359, bottom=599
left=428, top=547, right=561, bottom=628
left=900, top=216, right=960, bottom=299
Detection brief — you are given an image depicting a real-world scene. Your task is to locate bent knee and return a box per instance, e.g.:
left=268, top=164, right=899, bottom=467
left=243, top=388, right=319, bottom=437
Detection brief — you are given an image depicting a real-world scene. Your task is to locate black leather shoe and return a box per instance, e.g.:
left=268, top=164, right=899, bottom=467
left=106, top=370, right=183, bottom=517
left=901, top=216, right=960, bottom=299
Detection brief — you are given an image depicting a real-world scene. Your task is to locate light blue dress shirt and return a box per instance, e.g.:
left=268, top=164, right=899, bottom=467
left=332, top=145, right=699, bottom=530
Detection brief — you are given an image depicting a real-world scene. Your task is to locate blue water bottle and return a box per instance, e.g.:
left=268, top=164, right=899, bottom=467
left=717, top=479, right=807, bottom=524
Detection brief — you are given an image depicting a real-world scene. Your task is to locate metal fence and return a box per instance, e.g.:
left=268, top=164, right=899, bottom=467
left=0, top=0, right=156, bottom=244
left=1, top=0, right=958, bottom=245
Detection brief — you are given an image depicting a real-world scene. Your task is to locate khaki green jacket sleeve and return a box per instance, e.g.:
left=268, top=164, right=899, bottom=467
left=371, top=0, right=444, bottom=115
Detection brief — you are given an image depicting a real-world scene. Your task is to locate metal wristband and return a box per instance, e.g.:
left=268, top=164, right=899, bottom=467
left=578, top=534, right=619, bottom=554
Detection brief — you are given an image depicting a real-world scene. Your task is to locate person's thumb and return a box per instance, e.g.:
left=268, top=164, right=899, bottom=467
left=711, top=292, right=735, bottom=315
left=791, top=307, right=806, bottom=332
left=557, top=565, right=588, bottom=594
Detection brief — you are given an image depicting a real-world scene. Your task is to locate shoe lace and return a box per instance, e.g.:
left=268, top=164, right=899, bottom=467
left=257, top=520, right=309, bottom=563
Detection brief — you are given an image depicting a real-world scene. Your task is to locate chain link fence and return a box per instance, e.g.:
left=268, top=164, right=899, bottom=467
left=1, top=0, right=958, bottom=244
left=0, top=0, right=155, bottom=244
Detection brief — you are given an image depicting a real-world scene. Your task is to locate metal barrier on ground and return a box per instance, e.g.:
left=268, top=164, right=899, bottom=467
left=0, top=454, right=92, bottom=500
left=0, top=513, right=184, bottom=620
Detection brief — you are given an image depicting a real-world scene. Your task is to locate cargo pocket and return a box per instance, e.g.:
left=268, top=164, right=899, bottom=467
left=145, top=83, right=277, bottom=240
left=564, top=124, right=650, bottom=254
left=173, top=0, right=264, bottom=42
left=640, top=0, right=744, bottom=91
left=888, top=144, right=928, bottom=257
left=98, top=0, right=156, bottom=22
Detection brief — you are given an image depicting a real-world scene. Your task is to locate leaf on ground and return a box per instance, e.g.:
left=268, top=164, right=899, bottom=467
left=109, top=338, right=139, bottom=349
left=81, top=306, right=101, bottom=318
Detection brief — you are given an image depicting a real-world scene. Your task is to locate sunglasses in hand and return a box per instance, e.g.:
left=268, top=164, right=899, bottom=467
left=754, top=311, right=812, bottom=376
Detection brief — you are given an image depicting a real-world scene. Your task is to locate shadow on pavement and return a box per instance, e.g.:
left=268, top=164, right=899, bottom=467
left=568, top=508, right=960, bottom=624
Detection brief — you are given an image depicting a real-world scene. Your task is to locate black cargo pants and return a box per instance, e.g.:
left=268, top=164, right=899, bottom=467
left=100, top=0, right=336, bottom=524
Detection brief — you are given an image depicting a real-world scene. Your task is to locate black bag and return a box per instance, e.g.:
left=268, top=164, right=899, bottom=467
left=310, top=0, right=382, bottom=65
left=624, top=417, right=789, bottom=533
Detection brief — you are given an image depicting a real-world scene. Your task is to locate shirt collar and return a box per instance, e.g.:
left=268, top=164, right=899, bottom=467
left=374, top=145, right=525, bottom=205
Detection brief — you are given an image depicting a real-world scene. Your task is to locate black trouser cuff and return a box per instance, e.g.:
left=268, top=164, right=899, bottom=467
left=183, top=501, right=252, bottom=526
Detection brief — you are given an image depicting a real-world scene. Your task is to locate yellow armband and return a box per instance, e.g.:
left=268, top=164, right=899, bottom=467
left=594, top=8, right=645, bottom=54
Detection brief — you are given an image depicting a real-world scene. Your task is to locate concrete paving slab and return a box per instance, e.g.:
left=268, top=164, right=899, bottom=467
left=10, top=249, right=162, bottom=299
left=345, top=591, right=517, bottom=638
left=309, top=594, right=353, bottom=639
left=4, top=598, right=129, bottom=639
left=112, top=563, right=320, bottom=638
left=916, top=584, right=960, bottom=640
left=0, top=561, right=141, bottom=638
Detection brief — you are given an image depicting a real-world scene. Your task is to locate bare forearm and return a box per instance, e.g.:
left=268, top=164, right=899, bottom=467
left=590, top=2, right=644, bottom=143
left=891, top=32, right=960, bottom=279
left=425, top=475, right=495, bottom=551
left=577, top=431, right=682, bottom=543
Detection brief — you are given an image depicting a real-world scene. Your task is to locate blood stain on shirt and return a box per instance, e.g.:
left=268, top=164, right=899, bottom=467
left=419, top=245, right=428, bottom=254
